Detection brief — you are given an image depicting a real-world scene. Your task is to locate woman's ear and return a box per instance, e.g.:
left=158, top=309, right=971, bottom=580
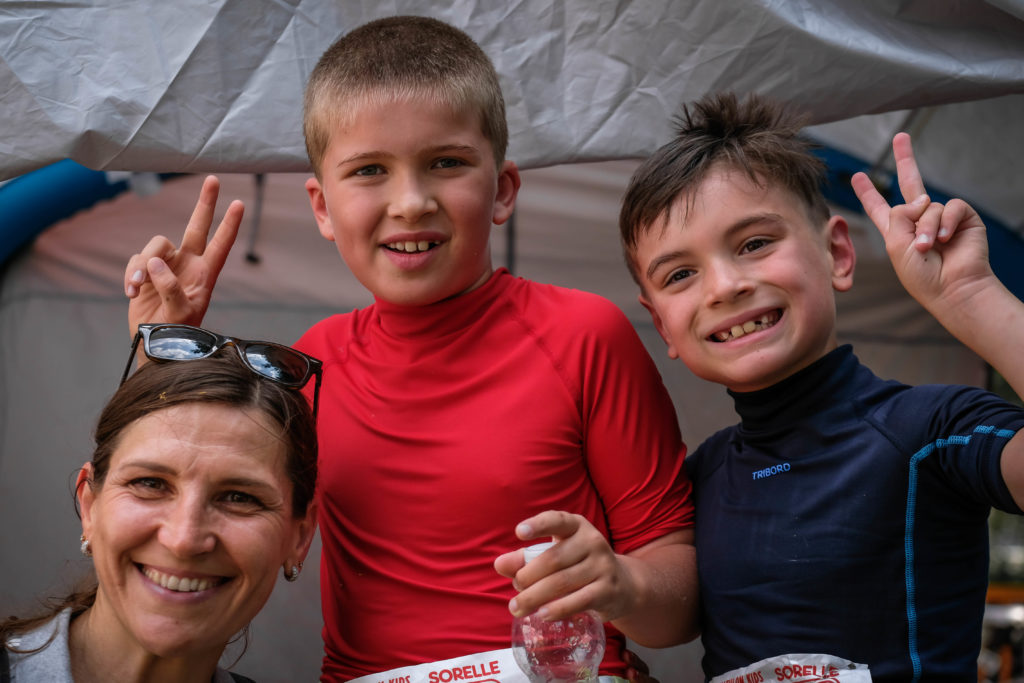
left=492, top=161, right=522, bottom=226
left=826, top=215, right=856, bottom=292
left=289, top=500, right=319, bottom=569
left=77, top=463, right=96, bottom=538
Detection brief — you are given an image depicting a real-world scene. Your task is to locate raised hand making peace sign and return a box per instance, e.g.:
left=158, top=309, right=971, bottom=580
left=124, top=175, right=243, bottom=336
left=851, top=133, right=990, bottom=318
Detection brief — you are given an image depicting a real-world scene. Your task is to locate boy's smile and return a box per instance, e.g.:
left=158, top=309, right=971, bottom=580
left=635, top=165, right=855, bottom=393
left=305, top=95, right=520, bottom=307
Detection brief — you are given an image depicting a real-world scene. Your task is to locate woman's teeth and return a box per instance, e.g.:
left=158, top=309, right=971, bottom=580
left=712, top=312, right=779, bottom=342
left=143, top=567, right=217, bottom=592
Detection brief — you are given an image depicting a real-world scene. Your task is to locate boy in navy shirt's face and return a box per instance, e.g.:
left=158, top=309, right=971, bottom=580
left=631, top=160, right=856, bottom=393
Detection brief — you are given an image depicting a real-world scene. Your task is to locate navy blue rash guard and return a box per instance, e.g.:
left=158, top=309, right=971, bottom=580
left=687, top=345, right=1024, bottom=682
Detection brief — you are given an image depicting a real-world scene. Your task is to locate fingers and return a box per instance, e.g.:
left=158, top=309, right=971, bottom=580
left=145, top=257, right=192, bottom=321
left=124, top=235, right=176, bottom=297
left=624, top=649, right=658, bottom=683
left=508, top=512, right=616, bottom=620
left=493, top=549, right=524, bottom=580
left=203, top=199, right=244, bottom=281
left=939, top=198, right=983, bottom=242
left=515, top=509, right=581, bottom=542
left=180, top=176, right=224, bottom=254
left=886, top=193, right=931, bottom=254
left=910, top=201, right=944, bottom=252
left=510, top=560, right=602, bottom=620
left=850, top=171, right=891, bottom=235
left=893, top=132, right=927, bottom=204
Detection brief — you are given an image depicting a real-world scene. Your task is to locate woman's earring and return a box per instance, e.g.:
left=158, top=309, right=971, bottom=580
left=284, top=561, right=303, bottom=582
left=80, top=534, right=92, bottom=558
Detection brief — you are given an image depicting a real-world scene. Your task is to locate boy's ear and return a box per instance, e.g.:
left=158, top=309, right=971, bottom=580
left=305, top=177, right=336, bottom=243
left=638, top=293, right=679, bottom=360
left=492, top=161, right=521, bottom=226
left=826, top=215, right=856, bottom=292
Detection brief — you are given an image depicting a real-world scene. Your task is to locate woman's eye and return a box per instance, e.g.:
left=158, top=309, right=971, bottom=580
left=129, top=477, right=166, bottom=495
left=222, top=491, right=264, bottom=508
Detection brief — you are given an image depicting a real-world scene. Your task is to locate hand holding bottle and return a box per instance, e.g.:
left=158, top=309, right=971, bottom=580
left=510, top=541, right=606, bottom=682
left=495, top=510, right=638, bottom=624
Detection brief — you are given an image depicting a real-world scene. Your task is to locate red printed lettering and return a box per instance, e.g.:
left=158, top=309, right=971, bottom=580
left=774, top=664, right=840, bottom=681
left=428, top=660, right=501, bottom=683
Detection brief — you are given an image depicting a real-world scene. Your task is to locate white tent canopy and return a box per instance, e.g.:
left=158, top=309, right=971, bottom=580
left=2, top=0, right=1024, bottom=178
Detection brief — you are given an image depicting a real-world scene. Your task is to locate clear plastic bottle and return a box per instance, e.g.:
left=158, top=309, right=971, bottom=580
left=510, top=541, right=606, bottom=682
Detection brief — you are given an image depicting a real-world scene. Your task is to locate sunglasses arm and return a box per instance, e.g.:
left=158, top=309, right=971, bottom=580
left=120, top=333, right=144, bottom=385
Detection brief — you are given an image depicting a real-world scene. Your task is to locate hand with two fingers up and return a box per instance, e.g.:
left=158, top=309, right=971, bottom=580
left=850, top=132, right=991, bottom=321
left=123, top=175, right=243, bottom=336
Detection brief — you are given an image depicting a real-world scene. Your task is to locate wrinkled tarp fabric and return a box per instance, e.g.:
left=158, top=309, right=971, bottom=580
left=2, top=0, right=1023, bottom=181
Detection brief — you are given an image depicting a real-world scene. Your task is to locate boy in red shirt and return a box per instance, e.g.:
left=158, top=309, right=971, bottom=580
left=124, top=16, right=697, bottom=682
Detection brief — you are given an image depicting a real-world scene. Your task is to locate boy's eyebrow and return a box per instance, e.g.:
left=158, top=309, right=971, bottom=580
left=646, top=250, right=686, bottom=281
left=644, top=212, right=786, bottom=281
left=337, top=144, right=481, bottom=167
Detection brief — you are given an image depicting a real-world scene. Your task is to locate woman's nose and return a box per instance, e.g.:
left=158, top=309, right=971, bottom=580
left=158, top=497, right=216, bottom=557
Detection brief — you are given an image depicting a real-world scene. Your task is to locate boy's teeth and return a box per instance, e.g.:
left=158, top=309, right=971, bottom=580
left=144, top=567, right=216, bottom=592
left=714, top=312, right=779, bottom=342
left=389, top=241, right=436, bottom=253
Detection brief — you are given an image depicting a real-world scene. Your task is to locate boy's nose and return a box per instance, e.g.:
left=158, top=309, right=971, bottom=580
left=387, top=173, right=438, bottom=223
left=704, top=259, right=753, bottom=305
left=158, top=498, right=217, bottom=557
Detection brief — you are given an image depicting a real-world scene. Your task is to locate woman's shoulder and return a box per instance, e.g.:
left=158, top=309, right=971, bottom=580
left=5, top=609, right=73, bottom=681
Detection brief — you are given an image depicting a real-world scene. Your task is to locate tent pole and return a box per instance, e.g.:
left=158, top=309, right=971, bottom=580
left=245, top=173, right=266, bottom=264
left=505, top=208, right=517, bottom=274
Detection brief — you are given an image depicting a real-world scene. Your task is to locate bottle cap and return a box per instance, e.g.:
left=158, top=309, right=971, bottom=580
left=522, top=541, right=556, bottom=563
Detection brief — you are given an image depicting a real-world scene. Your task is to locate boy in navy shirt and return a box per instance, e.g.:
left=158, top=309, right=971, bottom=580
left=619, top=92, right=1024, bottom=682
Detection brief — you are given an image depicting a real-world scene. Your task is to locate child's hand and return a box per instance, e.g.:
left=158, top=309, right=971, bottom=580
left=124, top=175, right=243, bottom=335
left=851, top=133, right=991, bottom=312
left=623, top=648, right=660, bottom=683
left=494, top=510, right=635, bottom=623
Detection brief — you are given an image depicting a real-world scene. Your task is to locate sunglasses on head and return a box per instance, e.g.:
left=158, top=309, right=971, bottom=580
left=122, top=323, right=323, bottom=418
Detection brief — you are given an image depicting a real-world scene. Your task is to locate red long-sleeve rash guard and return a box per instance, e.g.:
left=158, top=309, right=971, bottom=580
left=298, top=268, right=693, bottom=681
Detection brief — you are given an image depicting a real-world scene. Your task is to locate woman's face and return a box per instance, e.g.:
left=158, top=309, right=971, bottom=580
left=78, top=403, right=315, bottom=659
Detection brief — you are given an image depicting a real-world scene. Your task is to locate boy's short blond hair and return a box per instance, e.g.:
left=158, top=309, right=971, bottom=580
left=619, top=92, right=831, bottom=285
left=303, top=15, right=508, bottom=178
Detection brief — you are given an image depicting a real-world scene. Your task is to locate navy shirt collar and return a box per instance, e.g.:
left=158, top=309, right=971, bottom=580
left=727, top=345, right=859, bottom=433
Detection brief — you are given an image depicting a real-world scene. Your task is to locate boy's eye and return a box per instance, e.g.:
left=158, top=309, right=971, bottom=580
left=741, top=237, right=771, bottom=253
left=666, top=269, right=694, bottom=286
left=433, top=157, right=464, bottom=170
left=353, top=164, right=384, bottom=177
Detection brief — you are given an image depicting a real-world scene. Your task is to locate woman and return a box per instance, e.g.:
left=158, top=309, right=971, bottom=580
left=1, top=324, right=321, bottom=682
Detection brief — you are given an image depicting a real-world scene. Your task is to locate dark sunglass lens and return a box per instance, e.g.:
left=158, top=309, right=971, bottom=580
left=245, top=345, right=308, bottom=385
left=148, top=327, right=217, bottom=360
